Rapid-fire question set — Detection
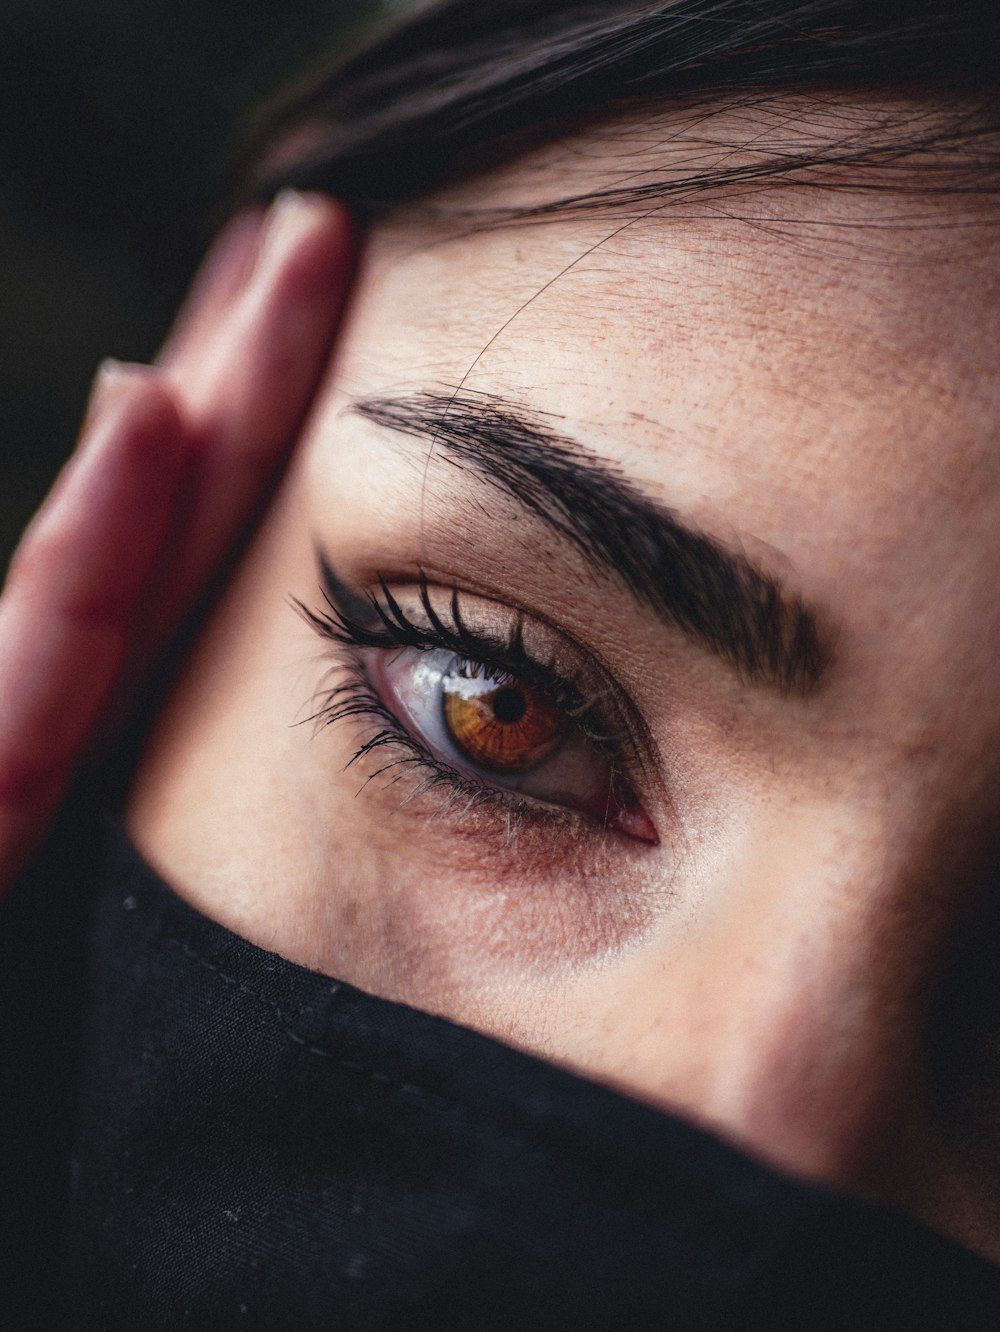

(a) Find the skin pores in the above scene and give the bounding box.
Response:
[128,106,1000,1258]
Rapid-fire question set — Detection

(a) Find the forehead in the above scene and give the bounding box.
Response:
[305,99,1000,772]
[339,101,1000,554]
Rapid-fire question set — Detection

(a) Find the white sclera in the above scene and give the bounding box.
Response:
[372,647,616,813]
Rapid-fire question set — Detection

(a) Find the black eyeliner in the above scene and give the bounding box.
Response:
[291,551,652,839]
[296,552,591,724]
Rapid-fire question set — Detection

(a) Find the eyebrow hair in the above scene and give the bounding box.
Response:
[352,391,829,693]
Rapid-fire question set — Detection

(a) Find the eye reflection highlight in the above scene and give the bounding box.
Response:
[440,661,564,772]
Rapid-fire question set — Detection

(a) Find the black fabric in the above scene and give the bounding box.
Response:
[0,803,96,1331]
[7,821,1000,1329]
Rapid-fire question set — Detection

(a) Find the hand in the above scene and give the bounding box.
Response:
[0,191,354,889]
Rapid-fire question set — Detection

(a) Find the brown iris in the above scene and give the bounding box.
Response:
[441,664,564,772]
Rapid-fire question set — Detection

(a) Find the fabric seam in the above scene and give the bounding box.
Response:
[154,928,777,1243]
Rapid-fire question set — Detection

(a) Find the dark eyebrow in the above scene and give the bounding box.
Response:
[352,391,829,693]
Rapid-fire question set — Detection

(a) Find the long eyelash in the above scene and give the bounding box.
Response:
[297,665,534,837]
[291,570,626,829]
[293,569,602,731]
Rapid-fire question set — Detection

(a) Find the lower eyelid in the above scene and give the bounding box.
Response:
[335,655,579,828]
[366,645,659,840]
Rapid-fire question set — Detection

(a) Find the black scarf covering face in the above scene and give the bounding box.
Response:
[4,819,1000,1330]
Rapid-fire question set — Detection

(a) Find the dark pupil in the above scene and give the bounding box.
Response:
[491,686,527,725]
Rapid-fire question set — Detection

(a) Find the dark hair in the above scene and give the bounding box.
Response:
[246,0,1000,221]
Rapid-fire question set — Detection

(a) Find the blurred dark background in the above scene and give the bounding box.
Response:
[0,0,412,569]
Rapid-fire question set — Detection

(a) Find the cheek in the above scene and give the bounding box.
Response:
[307,780,669,1016]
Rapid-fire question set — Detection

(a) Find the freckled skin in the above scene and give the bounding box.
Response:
[128,107,1000,1259]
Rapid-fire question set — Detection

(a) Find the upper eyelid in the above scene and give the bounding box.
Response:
[297,566,584,714]
[305,566,666,793]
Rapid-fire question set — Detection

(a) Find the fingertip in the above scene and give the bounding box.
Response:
[9,366,192,591]
[80,358,144,436]
[262,190,356,304]
[80,368,200,536]
[157,208,269,370]
[160,193,354,377]
[82,361,190,461]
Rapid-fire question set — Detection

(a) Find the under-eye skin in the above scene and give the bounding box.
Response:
[293,553,659,844]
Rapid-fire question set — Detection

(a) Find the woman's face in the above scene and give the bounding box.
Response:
[129,105,1000,1255]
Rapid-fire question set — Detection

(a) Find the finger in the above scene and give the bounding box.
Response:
[0,363,191,886]
[156,208,267,372]
[152,189,354,638]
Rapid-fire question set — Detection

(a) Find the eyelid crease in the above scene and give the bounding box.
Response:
[296,554,595,736]
[351,389,831,695]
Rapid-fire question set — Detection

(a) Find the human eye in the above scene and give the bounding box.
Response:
[294,554,658,845]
